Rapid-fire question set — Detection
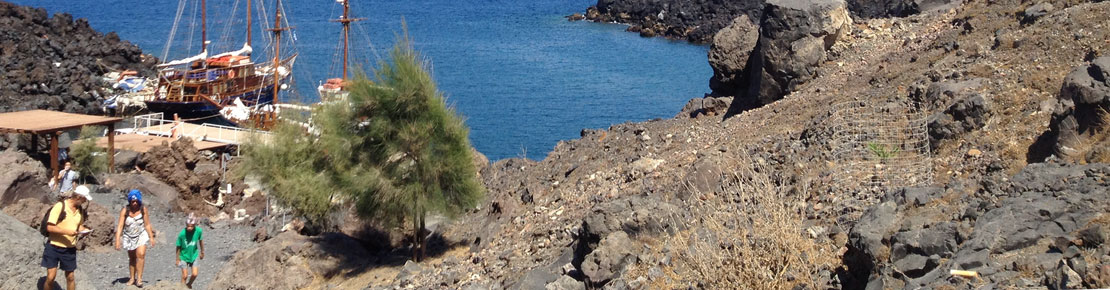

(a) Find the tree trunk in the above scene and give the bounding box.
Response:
[419,213,427,260]
[412,215,421,262]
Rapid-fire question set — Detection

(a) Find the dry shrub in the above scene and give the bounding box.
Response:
[1068,107,1110,164]
[644,158,838,289]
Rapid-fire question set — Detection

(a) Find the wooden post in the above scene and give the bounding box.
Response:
[107,124,115,174]
[49,131,59,177]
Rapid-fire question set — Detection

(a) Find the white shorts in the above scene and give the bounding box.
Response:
[178,260,198,270]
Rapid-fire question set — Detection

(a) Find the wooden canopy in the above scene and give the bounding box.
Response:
[0,110,122,134]
[0,110,122,176]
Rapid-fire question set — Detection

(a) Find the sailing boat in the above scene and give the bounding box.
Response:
[317,0,366,100]
[146,0,296,129]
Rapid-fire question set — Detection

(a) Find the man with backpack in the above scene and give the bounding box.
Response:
[41,185,92,290]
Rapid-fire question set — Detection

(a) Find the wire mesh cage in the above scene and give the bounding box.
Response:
[829,100,932,190]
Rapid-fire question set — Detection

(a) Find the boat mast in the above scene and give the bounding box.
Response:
[267,0,291,104]
[331,0,365,80]
[201,0,207,52]
[246,0,252,47]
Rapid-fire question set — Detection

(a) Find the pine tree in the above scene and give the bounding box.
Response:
[239,34,484,261]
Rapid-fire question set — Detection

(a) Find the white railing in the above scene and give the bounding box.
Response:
[128,112,268,145]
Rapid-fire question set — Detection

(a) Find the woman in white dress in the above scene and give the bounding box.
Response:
[114,189,155,287]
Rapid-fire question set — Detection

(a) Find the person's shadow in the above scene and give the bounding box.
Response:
[36,277,61,290]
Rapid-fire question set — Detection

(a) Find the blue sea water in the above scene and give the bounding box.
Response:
[10,0,710,160]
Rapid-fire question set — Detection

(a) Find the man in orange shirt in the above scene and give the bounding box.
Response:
[42,185,92,290]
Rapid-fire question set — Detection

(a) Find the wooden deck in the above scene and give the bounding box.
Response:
[95,134,229,153]
[135,123,268,144]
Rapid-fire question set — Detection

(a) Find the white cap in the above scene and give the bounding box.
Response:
[73,185,92,201]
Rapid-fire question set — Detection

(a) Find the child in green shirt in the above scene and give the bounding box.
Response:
[175,213,204,288]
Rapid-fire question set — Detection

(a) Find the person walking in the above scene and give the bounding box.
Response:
[51,161,79,196]
[176,213,204,288]
[42,185,92,290]
[114,189,155,287]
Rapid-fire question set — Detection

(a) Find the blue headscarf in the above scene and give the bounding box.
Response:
[127,189,142,205]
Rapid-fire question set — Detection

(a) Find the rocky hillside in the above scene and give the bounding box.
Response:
[9,0,1099,288]
[0,209,98,290]
[0,1,156,115]
[361,0,1107,288]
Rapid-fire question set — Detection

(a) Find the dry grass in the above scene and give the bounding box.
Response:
[1066,107,1110,164]
[631,158,839,289]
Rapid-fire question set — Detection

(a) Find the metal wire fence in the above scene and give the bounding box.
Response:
[829,100,932,190]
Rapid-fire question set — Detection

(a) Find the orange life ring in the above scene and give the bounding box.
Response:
[228,69,236,78]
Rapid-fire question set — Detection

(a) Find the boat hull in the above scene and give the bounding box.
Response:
[144,84,276,122]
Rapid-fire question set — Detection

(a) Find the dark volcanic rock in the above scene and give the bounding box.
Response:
[580,231,636,285]
[139,138,220,202]
[1042,57,1110,161]
[1021,2,1054,24]
[847,0,957,19]
[676,95,732,119]
[0,1,156,116]
[725,0,852,115]
[928,94,992,146]
[708,15,760,97]
[583,0,765,43]
[849,162,1110,289]
[0,151,51,207]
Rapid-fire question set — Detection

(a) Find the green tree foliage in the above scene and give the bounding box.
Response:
[238,34,484,260]
[70,126,108,183]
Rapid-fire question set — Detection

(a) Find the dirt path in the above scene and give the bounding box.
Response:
[78,191,257,289]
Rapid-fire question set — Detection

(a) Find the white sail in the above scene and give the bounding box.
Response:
[211,43,253,58]
[157,50,208,67]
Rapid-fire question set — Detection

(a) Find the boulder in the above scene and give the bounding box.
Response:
[676,96,733,119]
[1044,57,1110,161]
[0,212,97,289]
[1021,3,1054,24]
[76,200,116,251]
[139,138,220,200]
[581,231,636,285]
[395,260,424,287]
[928,94,992,146]
[581,195,684,250]
[725,0,852,115]
[0,151,52,207]
[111,150,141,173]
[708,15,760,97]
[849,202,901,264]
[101,173,179,212]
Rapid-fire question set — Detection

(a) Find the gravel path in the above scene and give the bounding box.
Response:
[78,191,258,289]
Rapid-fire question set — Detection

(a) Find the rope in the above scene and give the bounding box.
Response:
[162,0,189,61]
